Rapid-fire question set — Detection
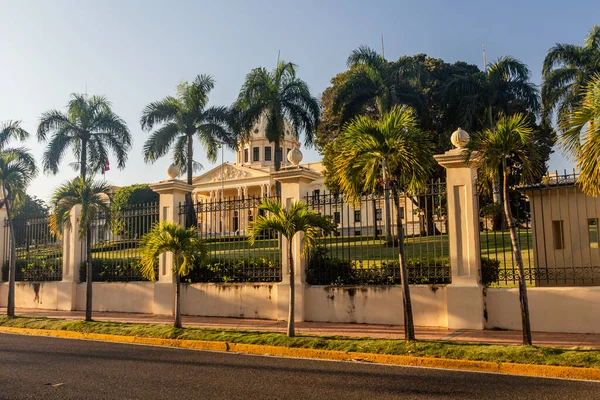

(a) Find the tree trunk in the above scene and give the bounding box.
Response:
[185,135,197,228]
[174,272,182,328]
[80,138,87,181]
[274,138,282,197]
[287,239,295,337]
[502,163,532,345]
[85,223,93,321]
[372,199,379,239]
[382,158,393,245]
[6,200,16,317]
[392,188,415,341]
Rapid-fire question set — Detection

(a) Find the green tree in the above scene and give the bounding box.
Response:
[542,25,600,123]
[465,114,544,345]
[37,94,131,180]
[559,74,600,195]
[330,106,435,341]
[110,184,159,236]
[0,121,37,317]
[234,61,320,194]
[139,221,208,328]
[50,177,111,321]
[248,198,335,337]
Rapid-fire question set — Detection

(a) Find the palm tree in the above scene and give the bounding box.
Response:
[542,25,600,123]
[37,94,131,180]
[141,75,233,226]
[139,221,207,328]
[234,61,320,194]
[465,114,543,345]
[0,121,36,317]
[330,105,435,341]
[50,177,111,321]
[248,198,334,337]
[559,74,600,195]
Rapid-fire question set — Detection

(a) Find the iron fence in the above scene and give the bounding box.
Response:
[305,180,450,285]
[2,215,62,281]
[179,195,282,283]
[480,171,600,287]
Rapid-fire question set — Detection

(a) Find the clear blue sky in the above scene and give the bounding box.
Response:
[0,0,597,201]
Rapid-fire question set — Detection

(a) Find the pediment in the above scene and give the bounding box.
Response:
[192,163,270,185]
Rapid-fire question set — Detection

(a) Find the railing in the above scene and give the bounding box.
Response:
[305,180,450,285]
[80,202,159,282]
[480,171,600,287]
[2,215,62,281]
[179,195,282,283]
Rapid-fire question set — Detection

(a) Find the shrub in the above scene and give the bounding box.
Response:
[79,258,152,282]
[481,257,501,287]
[183,257,282,283]
[2,259,62,281]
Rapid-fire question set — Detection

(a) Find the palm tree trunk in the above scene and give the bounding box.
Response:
[381,158,393,245]
[185,134,197,228]
[85,223,93,321]
[287,240,295,337]
[502,163,532,345]
[6,199,17,317]
[392,188,415,341]
[274,138,282,197]
[80,138,87,181]
[175,272,182,328]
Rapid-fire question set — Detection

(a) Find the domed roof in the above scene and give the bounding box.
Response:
[247,113,296,141]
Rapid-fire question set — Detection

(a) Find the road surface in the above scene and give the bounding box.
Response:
[0,333,597,399]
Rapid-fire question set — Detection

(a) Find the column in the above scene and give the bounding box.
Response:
[434,128,484,329]
[57,205,83,310]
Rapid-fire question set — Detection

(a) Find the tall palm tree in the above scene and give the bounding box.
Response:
[141,75,233,226]
[248,198,334,337]
[330,105,435,341]
[234,61,320,194]
[559,73,600,195]
[465,114,543,345]
[139,221,207,328]
[50,177,111,321]
[0,121,36,317]
[37,94,131,180]
[542,25,600,123]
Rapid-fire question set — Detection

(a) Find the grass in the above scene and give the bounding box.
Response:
[1,315,599,369]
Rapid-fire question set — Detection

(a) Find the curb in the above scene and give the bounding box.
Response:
[1,326,600,381]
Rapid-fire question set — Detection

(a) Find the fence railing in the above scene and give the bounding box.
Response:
[305,180,450,285]
[80,202,159,282]
[480,171,600,287]
[179,195,282,283]
[2,215,62,281]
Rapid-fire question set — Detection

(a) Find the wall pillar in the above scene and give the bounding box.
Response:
[150,179,193,315]
[434,129,484,329]
[57,205,83,310]
[273,166,322,322]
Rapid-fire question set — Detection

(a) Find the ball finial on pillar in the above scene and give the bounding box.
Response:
[166,163,180,179]
[451,128,470,149]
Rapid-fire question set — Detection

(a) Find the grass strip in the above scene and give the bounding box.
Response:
[1,315,599,369]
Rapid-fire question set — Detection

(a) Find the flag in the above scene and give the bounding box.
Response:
[104,157,110,172]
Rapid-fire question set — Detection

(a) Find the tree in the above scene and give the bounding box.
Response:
[234,61,320,194]
[110,184,159,236]
[0,121,37,317]
[37,93,131,180]
[247,198,334,337]
[50,177,111,321]
[141,75,233,226]
[559,73,600,195]
[542,25,600,124]
[139,221,208,328]
[330,106,435,341]
[465,114,544,345]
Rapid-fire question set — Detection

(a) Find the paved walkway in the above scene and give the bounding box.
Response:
[2,307,600,349]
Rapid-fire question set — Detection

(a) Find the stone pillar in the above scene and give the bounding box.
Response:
[57,205,83,310]
[434,128,484,329]
[150,178,193,315]
[272,166,322,322]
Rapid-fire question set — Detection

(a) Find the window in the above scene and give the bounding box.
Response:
[589,218,599,248]
[244,148,249,163]
[354,210,361,223]
[399,207,404,220]
[312,189,320,200]
[264,146,272,161]
[334,211,341,224]
[376,208,383,221]
[354,230,361,236]
[253,147,260,162]
[552,220,564,250]
[275,147,282,163]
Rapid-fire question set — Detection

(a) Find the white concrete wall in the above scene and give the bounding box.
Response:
[0,282,59,310]
[180,283,278,320]
[485,287,600,333]
[75,282,155,313]
[305,285,448,327]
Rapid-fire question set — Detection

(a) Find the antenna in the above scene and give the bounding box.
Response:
[381,33,385,59]
[482,44,487,72]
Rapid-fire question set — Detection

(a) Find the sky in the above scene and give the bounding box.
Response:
[0,0,598,202]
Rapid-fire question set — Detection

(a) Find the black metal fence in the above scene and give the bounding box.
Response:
[81,202,159,282]
[2,215,62,281]
[179,195,282,283]
[305,180,450,285]
[480,171,600,287]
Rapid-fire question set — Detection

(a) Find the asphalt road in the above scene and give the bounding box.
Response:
[0,333,598,399]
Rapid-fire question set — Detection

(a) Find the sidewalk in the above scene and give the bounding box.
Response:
[2,307,600,349]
